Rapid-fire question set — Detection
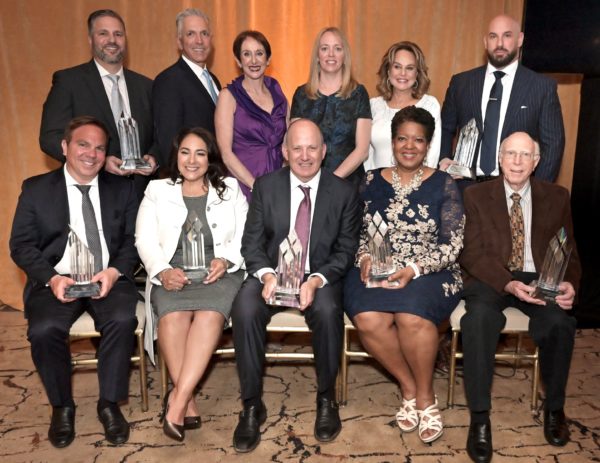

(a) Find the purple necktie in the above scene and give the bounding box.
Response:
[294,186,311,274]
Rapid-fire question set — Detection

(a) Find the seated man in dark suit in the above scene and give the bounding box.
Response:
[10,116,140,448]
[40,9,157,198]
[230,119,360,453]
[152,8,221,167]
[460,132,581,463]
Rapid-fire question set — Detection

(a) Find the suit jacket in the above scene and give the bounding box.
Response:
[440,64,565,182]
[9,168,140,311]
[460,176,581,295]
[242,167,361,286]
[40,60,156,161]
[152,57,222,166]
[135,176,248,360]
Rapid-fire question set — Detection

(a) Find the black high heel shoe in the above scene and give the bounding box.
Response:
[183,416,202,430]
[160,390,185,442]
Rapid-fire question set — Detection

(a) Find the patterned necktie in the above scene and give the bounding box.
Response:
[107,74,124,124]
[202,68,218,104]
[75,185,103,273]
[480,70,505,175]
[294,186,311,274]
[508,192,524,271]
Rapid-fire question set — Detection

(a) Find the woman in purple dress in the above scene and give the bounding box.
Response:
[215,30,288,200]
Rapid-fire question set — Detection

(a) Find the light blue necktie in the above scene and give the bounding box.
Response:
[202,68,218,104]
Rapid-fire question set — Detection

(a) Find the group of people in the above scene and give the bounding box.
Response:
[9,7,580,463]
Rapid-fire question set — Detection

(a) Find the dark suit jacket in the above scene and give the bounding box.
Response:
[242,167,360,286]
[9,168,139,309]
[440,64,565,182]
[40,60,156,162]
[460,176,581,295]
[152,57,222,166]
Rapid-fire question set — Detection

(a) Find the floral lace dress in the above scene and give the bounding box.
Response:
[343,169,465,325]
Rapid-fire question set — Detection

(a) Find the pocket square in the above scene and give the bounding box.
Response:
[520,105,528,109]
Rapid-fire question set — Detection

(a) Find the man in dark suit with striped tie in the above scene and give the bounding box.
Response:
[440,14,565,183]
[11,116,140,448]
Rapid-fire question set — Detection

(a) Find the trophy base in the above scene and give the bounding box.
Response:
[184,268,208,281]
[120,159,152,170]
[530,280,562,303]
[65,282,100,298]
[267,291,301,308]
[366,270,399,288]
[446,164,475,179]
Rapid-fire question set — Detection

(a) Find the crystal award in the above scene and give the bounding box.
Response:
[181,211,208,280]
[118,117,151,170]
[64,227,100,298]
[447,118,478,179]
[267,231,303,308]
[366,212,398,288]
[531,227,572,303]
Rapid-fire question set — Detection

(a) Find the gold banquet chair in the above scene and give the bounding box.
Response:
[338,313,371,405]
[447,300,540,411]
[159,308,317,399]
[69,300,149,411]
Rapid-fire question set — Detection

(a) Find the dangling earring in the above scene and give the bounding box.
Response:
[412,80,418,89]
[390,154,397,167]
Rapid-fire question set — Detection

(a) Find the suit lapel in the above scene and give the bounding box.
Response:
[310,171,331,257]
[177,57,216,109]
[502,65,527,139]
[98,172,113,252]
[472,66,486,130]
[53,169,70,231]
[530,178,549,268]
[83,60,118,134]
[123,69,140,122]
[488,178,512,262]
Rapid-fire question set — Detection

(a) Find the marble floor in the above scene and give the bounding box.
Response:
[0,303,598,463]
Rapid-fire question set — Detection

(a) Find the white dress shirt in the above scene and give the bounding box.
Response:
[478,60,519,176]
[55,166,110,274]
[94,60,132,118]
[503,179,535,272]
[181,55,220,99]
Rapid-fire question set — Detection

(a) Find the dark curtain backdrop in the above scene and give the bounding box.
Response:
[0,0,582,308]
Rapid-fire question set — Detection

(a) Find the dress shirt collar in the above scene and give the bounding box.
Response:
[182,54,208,75]
[94,59,124,78]
[290,170,321,191]
[503,177,531,202]
[486,59,518,79]
[63,164,99,189]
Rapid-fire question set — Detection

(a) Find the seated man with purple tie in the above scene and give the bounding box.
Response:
[10,116,139,448]
[459,132,581,463]
[230,119,360,453]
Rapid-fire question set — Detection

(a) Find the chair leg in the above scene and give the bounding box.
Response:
[340,325,350,405]
[531,347,540,411]
[159,347,168,400]
[515,333,523,369]
[447,330,459,408]
[136,332,149,412]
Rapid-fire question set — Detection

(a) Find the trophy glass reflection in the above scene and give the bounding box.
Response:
[447,118,479,179]
[64,227,100,298]
[366,212,398,288]
[267,231,303,308]
[181,211,208,281]
[531,227,572,302]
[118,117,152,170]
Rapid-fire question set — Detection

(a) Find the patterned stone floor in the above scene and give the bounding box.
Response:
[0,304,598,462]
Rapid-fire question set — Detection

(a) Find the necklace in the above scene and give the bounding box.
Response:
[391,167,423,199]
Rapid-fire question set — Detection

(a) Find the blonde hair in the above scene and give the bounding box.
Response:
[376,41,430,100]
[305,27,357,100]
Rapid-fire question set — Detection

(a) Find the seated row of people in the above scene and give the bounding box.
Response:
[11,112,579,463]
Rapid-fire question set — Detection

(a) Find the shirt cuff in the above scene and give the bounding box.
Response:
[255,267,276,282]
[406,262,421,279]
[308,273,328,287]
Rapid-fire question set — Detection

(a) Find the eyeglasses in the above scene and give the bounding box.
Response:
[499,150,538,160]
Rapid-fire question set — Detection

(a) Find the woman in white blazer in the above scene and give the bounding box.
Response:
[136,127,248,441]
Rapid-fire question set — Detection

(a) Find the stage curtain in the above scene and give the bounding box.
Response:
[0,0,581,308]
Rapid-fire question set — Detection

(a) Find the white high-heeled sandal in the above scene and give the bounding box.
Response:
[395,397,419,432]
[418,400,444,443]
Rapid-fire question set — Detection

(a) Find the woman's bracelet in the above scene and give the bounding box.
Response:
[357,253,371,266]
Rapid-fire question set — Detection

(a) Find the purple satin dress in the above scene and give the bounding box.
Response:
[228,75,288,199]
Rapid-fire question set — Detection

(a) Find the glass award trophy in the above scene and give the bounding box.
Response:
[64,227,100,298]
[366,212,398,288]
[447,118,478,179]
[531,227,572,302]
[181,211,208,281]
[267,231,303,308]
[118,117,152,170]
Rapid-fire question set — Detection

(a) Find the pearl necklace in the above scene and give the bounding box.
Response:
[391,167,423,199]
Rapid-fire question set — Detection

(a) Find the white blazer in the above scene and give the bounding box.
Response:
[135,176,248,361]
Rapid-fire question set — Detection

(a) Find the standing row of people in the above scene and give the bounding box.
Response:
[13,7,577,463]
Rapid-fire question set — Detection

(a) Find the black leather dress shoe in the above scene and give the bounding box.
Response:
[98,403,130,444]
[233,402,267,453]
[48,406,75,448]
[544,409,570,446]
[466,421,493,463]
[314,398,341,442]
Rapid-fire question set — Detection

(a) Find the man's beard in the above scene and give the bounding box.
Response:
[94,44,125,65]
[487,47,518,68]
